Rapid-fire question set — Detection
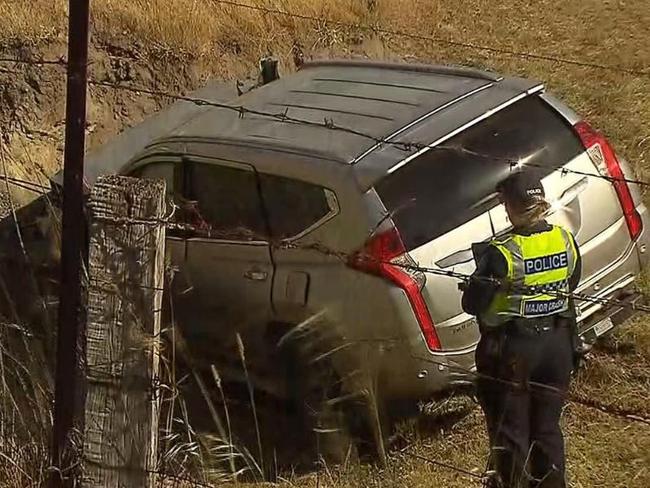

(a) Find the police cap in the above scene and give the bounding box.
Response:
[496,171,546,207]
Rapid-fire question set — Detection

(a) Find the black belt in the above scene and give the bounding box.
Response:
[506,316,565,335]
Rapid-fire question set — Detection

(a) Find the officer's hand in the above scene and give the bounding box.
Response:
[572,339,592,374]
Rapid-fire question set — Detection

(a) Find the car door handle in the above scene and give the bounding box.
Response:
[435,248,474,269]
[557,177,589,206]
[244,268,269,281]
[544,177,588,219]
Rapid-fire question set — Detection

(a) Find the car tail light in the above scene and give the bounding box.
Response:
[348,228,441,351]
[574,120,643,241]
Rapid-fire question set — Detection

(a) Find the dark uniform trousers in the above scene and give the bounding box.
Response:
[476,317,573,488]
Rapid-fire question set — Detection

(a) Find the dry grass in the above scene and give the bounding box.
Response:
[233,320,650,488]
[0,322,52,488]
[1,0,650,487]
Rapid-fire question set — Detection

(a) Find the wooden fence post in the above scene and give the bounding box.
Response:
[82,175,166,488]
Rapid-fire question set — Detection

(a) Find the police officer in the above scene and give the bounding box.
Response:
[461,171,582,488]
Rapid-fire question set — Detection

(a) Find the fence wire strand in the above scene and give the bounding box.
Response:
[84,207,650,427]
[31,197,650,319]
[87,78,650,190]
[2,59,650,190]
[0,57,66,67]
[1,1,650,78]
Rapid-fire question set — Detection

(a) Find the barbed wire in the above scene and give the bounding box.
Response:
[61,214,650,429]
[409,352,650,426]
[213,0,650,78]
[86,79,424,152]
[399,261,650,314]
[2,4,649,80]
[455,146,650,189]
[0,13,647,486]
[2,1,649,81]
[73,201,650,318]
[65,241,650,425]
[276,237,650,316]
[85,78,650,190]
[3,169,648,321]
[2,57,650,190]
[89,208,650,427]
[568,394,650,425]
[400,448,485,481]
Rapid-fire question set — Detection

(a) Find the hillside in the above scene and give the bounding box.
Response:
[0,1,649,487]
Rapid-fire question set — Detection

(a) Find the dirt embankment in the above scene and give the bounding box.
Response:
[0,0,394,209]
[0,43,230,208]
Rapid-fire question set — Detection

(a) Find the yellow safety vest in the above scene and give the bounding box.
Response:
[481,225,578,328]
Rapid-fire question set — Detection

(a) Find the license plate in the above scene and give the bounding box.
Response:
[593,317,615,337]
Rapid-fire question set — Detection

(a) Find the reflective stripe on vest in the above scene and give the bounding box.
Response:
[481,225,577,327]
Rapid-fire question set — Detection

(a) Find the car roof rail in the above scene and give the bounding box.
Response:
[299,58,504,82]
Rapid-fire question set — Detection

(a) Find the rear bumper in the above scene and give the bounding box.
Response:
[379,204,650,402]
[382,288,646,401]
[579,288,646,345]
[576,202,649,328]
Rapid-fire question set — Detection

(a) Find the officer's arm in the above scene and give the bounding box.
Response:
[566,232,586,370]
[461,247,508,316]
[568,233,582,292]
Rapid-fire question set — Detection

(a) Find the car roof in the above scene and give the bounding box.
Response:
[170,60,498,161]
[165,60,542,187]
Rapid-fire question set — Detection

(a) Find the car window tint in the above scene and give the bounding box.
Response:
[259,174,332,240]
[376,95,584,251]
[186,162,268,241]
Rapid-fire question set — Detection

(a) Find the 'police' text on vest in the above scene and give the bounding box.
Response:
[524,252,568,275]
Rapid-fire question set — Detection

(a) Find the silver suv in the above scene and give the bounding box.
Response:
[57,59,650,451]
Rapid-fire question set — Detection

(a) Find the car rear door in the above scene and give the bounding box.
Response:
[178,158,275,339]
[257,172,340,318]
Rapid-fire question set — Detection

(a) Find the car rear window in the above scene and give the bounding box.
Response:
[375,95,584,251]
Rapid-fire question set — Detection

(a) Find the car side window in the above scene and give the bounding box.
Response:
[259,173,335,240]
[185,162,268,241]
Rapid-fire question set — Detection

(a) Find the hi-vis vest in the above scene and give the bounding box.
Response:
[481,225,578,328]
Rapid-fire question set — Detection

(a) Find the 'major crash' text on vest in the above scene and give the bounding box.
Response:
[523,298,567,316]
